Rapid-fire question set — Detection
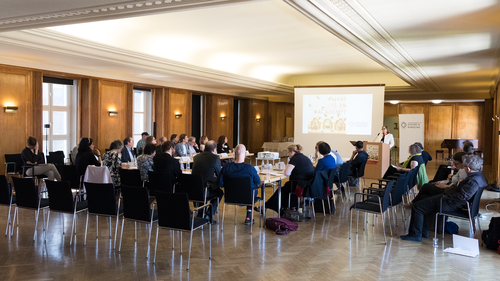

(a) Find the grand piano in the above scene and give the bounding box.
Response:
[441,139,478,159]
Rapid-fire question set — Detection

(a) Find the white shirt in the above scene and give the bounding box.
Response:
[376,133,394,148]
[451,168,467,185]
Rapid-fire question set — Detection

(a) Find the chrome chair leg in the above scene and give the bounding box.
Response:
[84,211,89,246]
[119,217,125,252]
[153,226,159,264]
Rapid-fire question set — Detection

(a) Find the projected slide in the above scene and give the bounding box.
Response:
[303,94,373,135]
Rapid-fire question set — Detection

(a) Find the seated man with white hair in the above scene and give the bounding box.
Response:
[219,144,261,225]
[401,154,487,242]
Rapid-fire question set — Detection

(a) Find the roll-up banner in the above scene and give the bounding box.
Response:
[398,114,425,161]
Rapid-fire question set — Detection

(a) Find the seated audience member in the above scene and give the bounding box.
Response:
[21,136,61,181]
[199,135,209,152]
[136,132,149,154]
[145,135,156,146]
[75,137,101,176]
[415,142,432,165]
[266,144,314,215]
[102,140,123,187]
[463,141,475,154]
[349,141,368,177]
[192,140,224,222]
[217,135,230,154]
[71,136,86,164]
[137,144,156,182]
[156,136,167,155]
[153,141,182,187]
[174,134,190,157]
[121,136,135,163]
[315,142,336,172]
[170,134,178,145]
[219,144,261,225]
[413,152,467,203]
[187,136,201,154]
[383,143,423,179]
[401,154,487,242]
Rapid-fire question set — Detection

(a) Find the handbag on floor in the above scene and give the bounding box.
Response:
[282,208,304,221]
[266,218,298,235]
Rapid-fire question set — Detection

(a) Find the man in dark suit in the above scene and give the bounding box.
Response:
[121,136,135,163]
[153,141,182,186]
[192,140,223,221]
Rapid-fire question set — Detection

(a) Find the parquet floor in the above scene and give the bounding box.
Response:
[1,159,499,281]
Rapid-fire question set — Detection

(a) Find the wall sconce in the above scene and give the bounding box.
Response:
[109,111,118,117]
[4,106,18,113]
[175,113,182,119]
[220,114,226,121]
[256,116,261,122]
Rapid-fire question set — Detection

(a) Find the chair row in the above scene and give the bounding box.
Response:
[0,175,211,271]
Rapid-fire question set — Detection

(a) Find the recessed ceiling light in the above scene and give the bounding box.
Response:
[431,100,443,104]
[389,101,399,104]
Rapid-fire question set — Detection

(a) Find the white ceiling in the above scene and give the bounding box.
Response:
[0,0,498,101]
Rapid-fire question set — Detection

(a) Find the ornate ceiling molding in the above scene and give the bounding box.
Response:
[0,0,254,32]
[0,29,293,96]
[284,0,440,92]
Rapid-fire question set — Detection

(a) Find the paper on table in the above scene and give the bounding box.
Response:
[443,234,479,257]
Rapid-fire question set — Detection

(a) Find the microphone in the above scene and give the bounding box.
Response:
[373,133,380,142]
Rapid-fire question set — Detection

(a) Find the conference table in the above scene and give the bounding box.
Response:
[441,139,478,159]
[176,153,254,164]
[182,168,288,225]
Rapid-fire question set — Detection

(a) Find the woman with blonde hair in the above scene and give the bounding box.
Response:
[265,144,314,215]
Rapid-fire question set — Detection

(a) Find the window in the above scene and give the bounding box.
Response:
[133,89,152,146]
[42,81,77,160]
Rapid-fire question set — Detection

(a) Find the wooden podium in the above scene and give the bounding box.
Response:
[363,142,390,179]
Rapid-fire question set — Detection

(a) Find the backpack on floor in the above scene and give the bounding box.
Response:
[482,217,500,250]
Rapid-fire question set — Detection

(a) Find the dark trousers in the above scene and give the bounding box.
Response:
[197,187,224,220]
[412,183,445,203]
[266,181,298,215]
[383,166,400,179]
[408,194,460,237]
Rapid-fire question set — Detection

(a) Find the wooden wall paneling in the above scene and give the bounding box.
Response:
[31,71,43,144]
[454,103,484,149]
[285,103,294,138]
[243,99,268,153]
[399,104,425,115]
[167,88,192,137]
[98,80,127,151]
[205,94,233,144]
[483,99,493,166]
[0,66,32,175]
[384,104,398,117]
[239,100,249,149]
[152,88,166,138]
[126,84,133,138]
[79,78,91,138]
[426,105,453,156]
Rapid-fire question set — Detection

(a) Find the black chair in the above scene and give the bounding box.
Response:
[57,164,80,191]
[118,185,158,259]
[5,154,24,177]
[349,181,393,244]
[153,191,211,270]
[336,161,351,201]
[45,180,88,245]
[48,151,65,167]
[368,173,409,232]
[434,185,486,241]
[119,168,143,187]
[0,175,16,236]
[83,182,123,249]
[176,174,220,223]
[221,176,262,233]
[349,158,367,190]
[147,171,173,196]
[11,177,50,241]
[21,152,48,187]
